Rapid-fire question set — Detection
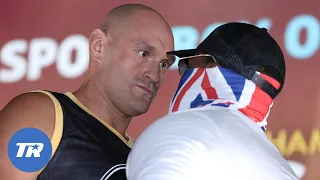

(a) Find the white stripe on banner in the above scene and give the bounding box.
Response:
[169,69,198,113]
[178,72,205,110]
[238,79,255,107]
[210,68,236,101]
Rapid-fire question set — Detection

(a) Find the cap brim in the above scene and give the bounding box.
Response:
[166,49,197,58]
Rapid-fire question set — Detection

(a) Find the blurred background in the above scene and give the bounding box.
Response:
[1,0,319,179]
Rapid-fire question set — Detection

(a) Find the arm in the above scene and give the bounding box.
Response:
[0,92,56,180]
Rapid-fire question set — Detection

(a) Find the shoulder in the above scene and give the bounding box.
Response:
[0,90,59,139]
[0,90,62,179]
[6,90,55,107]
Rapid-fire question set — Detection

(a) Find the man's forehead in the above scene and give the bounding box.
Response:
[134,36,173,52]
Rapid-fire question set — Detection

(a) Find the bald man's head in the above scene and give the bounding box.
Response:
[100,4,169,35]
[87,4,175,117]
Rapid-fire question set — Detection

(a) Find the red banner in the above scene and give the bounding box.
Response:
[1,0,319,179]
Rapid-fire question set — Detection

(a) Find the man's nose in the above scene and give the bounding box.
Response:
[143,64,160,84]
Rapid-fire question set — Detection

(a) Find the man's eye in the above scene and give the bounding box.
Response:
[160,61,169,69]
[138,51,148,57]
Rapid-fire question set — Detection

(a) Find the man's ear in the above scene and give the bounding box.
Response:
[89,29,105,64]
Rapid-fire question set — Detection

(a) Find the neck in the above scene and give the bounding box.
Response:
[169,67,280,131]
[73,78,131,137]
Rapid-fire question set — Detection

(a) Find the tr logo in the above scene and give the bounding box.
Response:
[16,143,44,158]
[8,128,52,172]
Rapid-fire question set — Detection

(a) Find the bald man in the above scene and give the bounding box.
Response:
[0,4,175,180]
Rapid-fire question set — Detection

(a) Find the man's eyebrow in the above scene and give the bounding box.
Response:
[137,41,175,62]
[137,41,156,52]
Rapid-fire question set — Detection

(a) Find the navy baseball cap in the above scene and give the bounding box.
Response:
[167,22,286,99]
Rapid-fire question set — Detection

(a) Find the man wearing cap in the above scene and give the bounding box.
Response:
[126,22,298,180]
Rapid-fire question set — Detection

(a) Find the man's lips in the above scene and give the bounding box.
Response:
[137,85,154,95]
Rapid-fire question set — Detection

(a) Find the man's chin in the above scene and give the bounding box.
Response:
[135,104,151,115]
[131,100,152,116]
[128,94,154,116]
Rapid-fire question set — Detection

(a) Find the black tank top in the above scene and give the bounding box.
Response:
[36,91,134,180]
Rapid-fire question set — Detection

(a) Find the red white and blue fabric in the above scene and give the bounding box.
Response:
[168,67,280,131]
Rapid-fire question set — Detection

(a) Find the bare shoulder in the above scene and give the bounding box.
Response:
[0,91,56,138]
[0,91,57,179]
